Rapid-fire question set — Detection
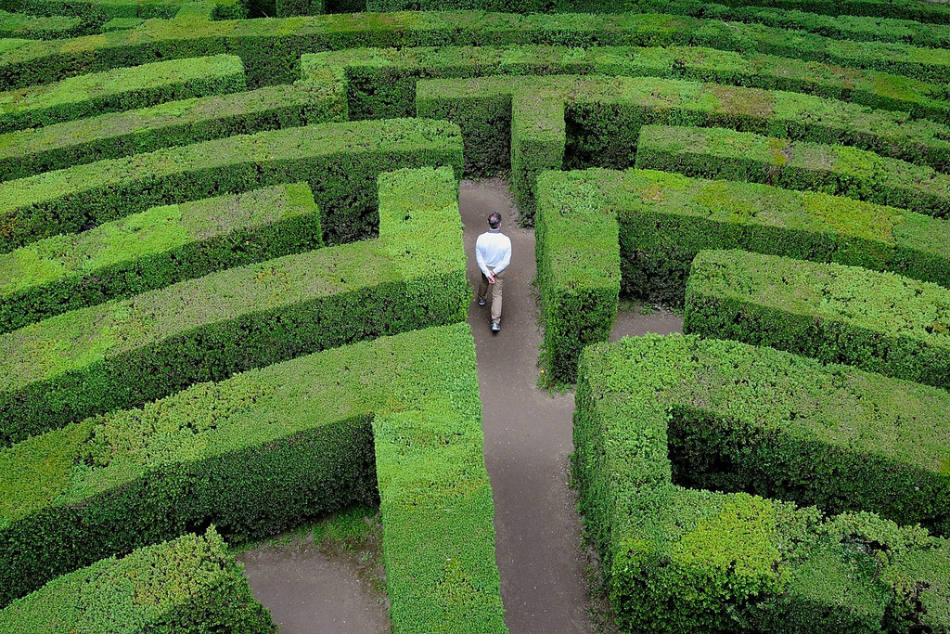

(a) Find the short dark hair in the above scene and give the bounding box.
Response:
[488,212,502,229]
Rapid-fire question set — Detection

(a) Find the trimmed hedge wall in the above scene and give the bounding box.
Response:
[684,250,950,390]
[304,45,949,124]
[574,334,950,632]
[0,183,324,333]
[0,323,507,633]
[535,168,950,382]
[0,9,84,39]
[0,166,466,446]
[0,117,462,250]
[635,125,950,218]
[0,54,246,133]
[0,528,273,633]
[0,81,347,182]
[4,0,246,25]
[417,75,950,218]
[2,11,947,91]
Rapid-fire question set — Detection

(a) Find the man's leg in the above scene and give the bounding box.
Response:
[491,271,504,325]
[477,273,489,304]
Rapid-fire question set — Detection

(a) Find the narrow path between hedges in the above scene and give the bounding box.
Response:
[460,179,682,634]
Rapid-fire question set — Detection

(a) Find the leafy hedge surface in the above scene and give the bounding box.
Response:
[304,45,949,123]
[684,250,950,390]
[635,125,950,219]
[0,117,462,250]
[417,75,950,216]
[0,183,323,334]
[0,166,466,446]
[0,81,347,182]
[5,0,245,25]
[0,10,84,39]
[0,528,273,634]
[3,12,948,91]
[0,324,507,633]
[574,334,950,633]
[0,54,246,134]
[535,168,950,382]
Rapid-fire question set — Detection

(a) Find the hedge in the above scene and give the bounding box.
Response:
[417,75,950,217]
[684,250,950,391]
[0,528,273,634]
[100,15,144,31]
[304,45,950,123]
[574,334,950,632]
[3,0,246,25]
[0,183,324,334]
[0,117,462,250]
[0,322,507,633]
[535,168,950,382]
[635,125,950,218]
[0,54,246,134]
[0,166,466,446]
[0,9,84,39]
[0,81,347,182]
[2,11,947,91]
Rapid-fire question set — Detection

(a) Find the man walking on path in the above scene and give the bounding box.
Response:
[476,212,512,334]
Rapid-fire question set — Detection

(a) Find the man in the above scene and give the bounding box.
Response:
[475,212,512,334]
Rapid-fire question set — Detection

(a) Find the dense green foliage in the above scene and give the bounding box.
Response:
[418,75,950,216]
[635,125,950,218]
[2,11,947,90]
[0,166,466,445]
[684,250,950,390]
[0,183,323,333]
[0,81,347,182]
[535,168,949,381]
[0,324,506,632]
[574,334,950,632]
[304,45,948,122]
[0,9,83,39]
[0,528,273,633]
[0,54,246,133]
[4,0,245,25]
[0,117,462,249]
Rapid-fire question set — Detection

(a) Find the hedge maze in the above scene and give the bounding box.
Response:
[1,0,947,631]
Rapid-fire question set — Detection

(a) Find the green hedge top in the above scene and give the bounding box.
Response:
[635,124,950,218]
[0,528,272,634]
[0,54,245,133]
[304,44,950,122]
[2,11,947,90]
[0,10,84,39]
[6,0,245,24]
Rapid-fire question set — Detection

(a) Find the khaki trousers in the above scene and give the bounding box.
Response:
[477,269,505,324]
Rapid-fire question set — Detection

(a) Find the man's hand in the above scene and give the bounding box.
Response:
[487,272,496,284]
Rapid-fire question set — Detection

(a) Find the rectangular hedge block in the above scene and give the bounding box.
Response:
[3,11,947,91]
[0,117,463,250]
[635,125,950,219]
[0,10,84,40]
[417,75,950,217]
[574,334,950,632]
[304,45,949,123]
[684,249,950,390]
[0,528,273,634]
[0,166,466,446]
[0,54,246,133]
[535,168,950,382]
[0,183,323,333]
[0,81,347,182]
[0,323,507,633]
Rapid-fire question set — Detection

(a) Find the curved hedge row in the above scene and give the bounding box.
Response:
[574,334,950,632]
[634,125,950,218]
[0,9,84,39]
[0,528,273,633]
[535,168,950,382]
[0,166,466,446]
[2,11,946,90]
[0,183,323,333]
[0,117,462,250]
[0,54,246,133]
[0,81,347,182]
[683,249,950,390]
[417,75,950,216]
[304,45,949,123]
[5,0,246,25]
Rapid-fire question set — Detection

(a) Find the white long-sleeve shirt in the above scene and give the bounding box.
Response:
[475,230,512,276]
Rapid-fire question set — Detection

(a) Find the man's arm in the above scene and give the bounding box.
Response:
[475,235,491,277]
[492,236,512,274]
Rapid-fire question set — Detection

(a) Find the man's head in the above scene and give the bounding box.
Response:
[488,212,502,229]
